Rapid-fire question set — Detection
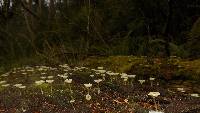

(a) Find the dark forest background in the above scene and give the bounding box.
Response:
[0,0,200,67]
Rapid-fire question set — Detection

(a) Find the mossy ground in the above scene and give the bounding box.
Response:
[0,56,199,113]
[82,56,200,80]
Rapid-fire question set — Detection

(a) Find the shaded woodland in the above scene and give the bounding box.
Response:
[0,1,200,113]
[0,0,199,68]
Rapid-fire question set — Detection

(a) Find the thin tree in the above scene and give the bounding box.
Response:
[163,0,173,57]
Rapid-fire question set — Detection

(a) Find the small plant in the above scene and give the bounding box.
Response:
[138,79,146,85]
[35,80,45,94]
[46,79,54,95]
[190,93,199,98]
[149,77,155,87]
[148,92,160,111]
[84,83,92,101]
[121,73,128,85]
[94,79,102,94]
[64,79,74,100]
[128,74,136,86]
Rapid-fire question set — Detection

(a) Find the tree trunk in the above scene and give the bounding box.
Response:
[164,0,173,57]
[49,0,55,19]
[37,0,42,16]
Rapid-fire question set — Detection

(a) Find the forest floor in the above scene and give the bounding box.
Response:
[0,56,199,113]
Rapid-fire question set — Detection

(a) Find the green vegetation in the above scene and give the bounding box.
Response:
[0,63,199,112]
[82,56,200,81]
[0,0,200,112]
[0,0,200,69]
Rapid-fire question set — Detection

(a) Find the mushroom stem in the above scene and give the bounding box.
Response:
[153,97,158,111]
[151,81,153,87]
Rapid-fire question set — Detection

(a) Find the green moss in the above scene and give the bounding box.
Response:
[82,56,144,73]
[0,86,6,92]
[33,83,52,95]
[82,56,200,81]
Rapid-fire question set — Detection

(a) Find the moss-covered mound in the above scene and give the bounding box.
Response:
[82,56,200,81]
